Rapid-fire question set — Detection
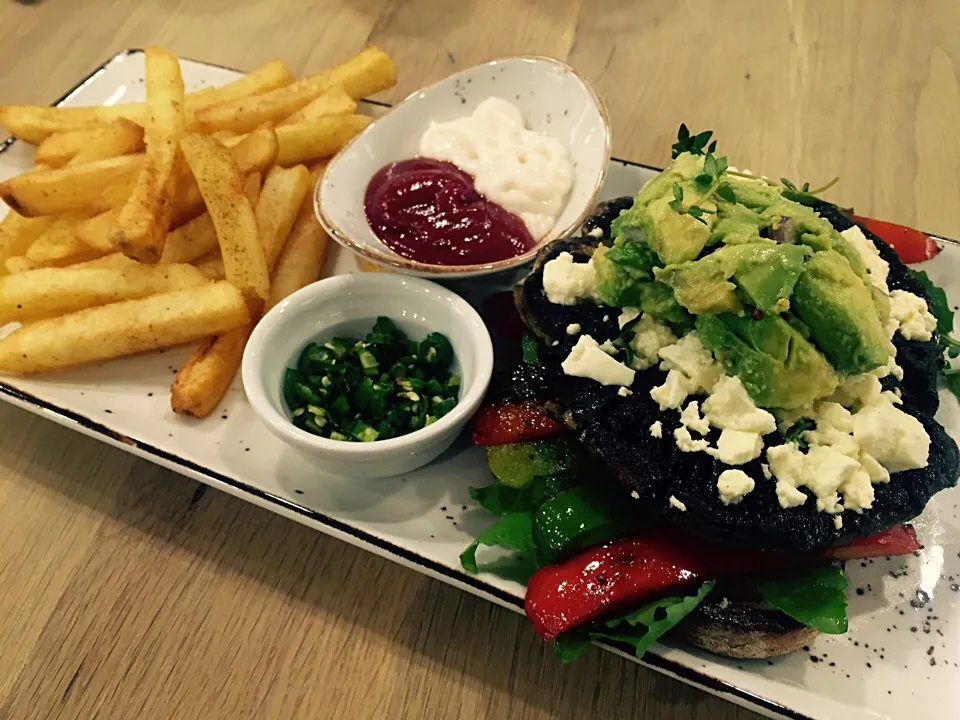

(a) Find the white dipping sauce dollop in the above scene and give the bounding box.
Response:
[419,97,574,240]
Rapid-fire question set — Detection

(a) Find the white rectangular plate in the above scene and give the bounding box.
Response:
[3,50,959,720]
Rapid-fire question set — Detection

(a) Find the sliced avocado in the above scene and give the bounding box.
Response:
[642,194,713,265]
[723,175,783,210]
[697,313,840,409]
[791,250,890,374]
[733,244,807,313]
[710,208,770,246]
[635,281,694,330]
[634,152,704,208]
[593,240,658,307]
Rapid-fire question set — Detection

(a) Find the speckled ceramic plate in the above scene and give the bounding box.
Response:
[2,50,959,720]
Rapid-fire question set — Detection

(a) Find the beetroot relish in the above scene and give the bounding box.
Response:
[363,158,536,266]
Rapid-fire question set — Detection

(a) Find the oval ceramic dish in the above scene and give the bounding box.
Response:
[316,56,611,279]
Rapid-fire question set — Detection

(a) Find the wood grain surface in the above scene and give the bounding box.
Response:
[0,2,958,719]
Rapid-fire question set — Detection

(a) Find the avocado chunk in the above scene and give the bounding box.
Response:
[791,250,890,374]
[593,240,657,306]
[655,243,806,315]
[697,312,840,409]
[710,208,769,246]
[643,194,713,265]
[723,175,783,210]
[486,438,587,489]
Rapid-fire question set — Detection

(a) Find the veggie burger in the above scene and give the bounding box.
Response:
[462,127,960,661]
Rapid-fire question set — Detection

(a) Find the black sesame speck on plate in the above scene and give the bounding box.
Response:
[866,662,872,668]
[930,657,937,666]
[809,655,819,663]
[803,645,810,651]
[856,587,865,596]
[104,409,112,414]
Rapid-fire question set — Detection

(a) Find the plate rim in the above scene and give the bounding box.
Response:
[5,47,926,720]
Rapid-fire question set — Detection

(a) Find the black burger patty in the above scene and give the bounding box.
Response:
[515,200,960,552]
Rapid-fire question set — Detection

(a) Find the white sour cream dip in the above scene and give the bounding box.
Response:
[419,97,573,239]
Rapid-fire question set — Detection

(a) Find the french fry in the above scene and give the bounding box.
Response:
[70,252,138,270]
[160,172,261,264]
[6,249,103,274]
[25,215,91,263]
[171,124,278,227]
[170,325,254,417]
[69,118,144,165]
[0,59,293,143]
[266,162,330,309]
[179,134,269,304]
[281,86,357,125]
[275,114,371,166]
[112,47,185,263]
[193,251,224,280]
[35,127,106,168]
[76,207,121,252]
[87,179,137,215]
[0,212,55,270]
[0,262,208,323]
[257,164,312,270]
[0,154,144,217]
[172,164,329,418]
[0,281,250,375]
[193,47,396,134]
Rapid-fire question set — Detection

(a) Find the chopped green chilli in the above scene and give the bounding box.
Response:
[283,317,460,442]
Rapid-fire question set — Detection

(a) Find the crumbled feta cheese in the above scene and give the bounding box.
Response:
[618,386,633,397]
[853,400,930,472]
[649,420,663,438]
[761,463,772,480]
[617,307,641,329]
[674,426,709,453]
[658,332,721,392]
[708,429,764,465]
[702,375,777,435]
[551,340,559,347]
[888,290,937,341]
[679,401,710,435]
[873,352,904,381]
[828,373,884,409]
[767,444,809,508]
[628,313,678,370]
[562,335,635,387]
[566,323,581,335]
[599,339,617,355]
[719,597,730,610]
[669,495,687,512]
[717,469,755,505]
[542,252,600,305]
[842,225,889,292]
[587,227,604,238]
[834,515,843,530]
[860,452,890,483]
[603,314,610,322]
[651,369,696,410]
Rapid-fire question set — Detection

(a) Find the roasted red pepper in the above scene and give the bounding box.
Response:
[472,401,565,446]
[825,524,920,561]
[525,525,921,641]
[853,216,940,264]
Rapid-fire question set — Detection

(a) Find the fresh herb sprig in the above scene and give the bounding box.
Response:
[671,124,716,159]
[778,176,841,206]
[667,152,737,225]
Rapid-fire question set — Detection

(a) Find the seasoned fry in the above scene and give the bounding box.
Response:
[35,127,106,168]
[281,86,357,125]
[193,47,396,134]
[171,124,278,227]
[0,212,55,270]
[0,281,250,375]
[180,134,269,304]
[257,164,312,270]
[25,215,90,263]
[193,251,225,280]
[6,249,103,274]
[0,262,208,324]
[0,60,293,143]
[76,208,121,252]
[69,118,144,165]
[112,47,185,263]
[160,172,261,264]
[0,154,144,217]
[70,252,139,270]
[267,162,330,309]
[173,163,329,418]
[275,114,371,166]
[170,325,254,417]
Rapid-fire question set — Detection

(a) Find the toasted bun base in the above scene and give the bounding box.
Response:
[672,591,819,659]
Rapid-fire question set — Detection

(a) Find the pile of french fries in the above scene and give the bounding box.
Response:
[0,46,396,417]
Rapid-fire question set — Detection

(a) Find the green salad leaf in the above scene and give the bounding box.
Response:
[911,269,960,399]
[553,581,716,662]
[468,475,567,517]
[460,511,536,574]
[521,332,539,364]
[533,485,633,563]
[756,564,848,634]
[782,418,815,449]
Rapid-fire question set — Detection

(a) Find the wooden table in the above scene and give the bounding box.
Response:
[1,2,957,718]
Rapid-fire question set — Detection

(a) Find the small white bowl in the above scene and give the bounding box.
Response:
[316,55,611,279]
[241,274,493,479]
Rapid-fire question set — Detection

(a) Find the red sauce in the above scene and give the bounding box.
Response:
[364,158,535,266]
